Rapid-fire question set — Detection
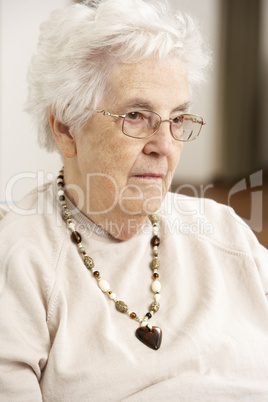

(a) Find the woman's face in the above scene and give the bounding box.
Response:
[71,56,190,221]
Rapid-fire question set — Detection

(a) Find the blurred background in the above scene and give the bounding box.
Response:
[0,0,267,246]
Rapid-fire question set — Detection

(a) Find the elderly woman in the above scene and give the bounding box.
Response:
[0,0,268,401]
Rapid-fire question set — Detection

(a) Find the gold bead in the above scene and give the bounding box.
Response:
[84,255,94,269]
[150,301,160,313]
[62,209,72,221]
[115,300,128,313]
[151,257,160,270]
[149,214,158,224]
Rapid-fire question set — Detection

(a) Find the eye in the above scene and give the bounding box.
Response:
[172,115,184,125]
[125,111,144,120]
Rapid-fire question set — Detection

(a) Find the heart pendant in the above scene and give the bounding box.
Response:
[136,326,162,350]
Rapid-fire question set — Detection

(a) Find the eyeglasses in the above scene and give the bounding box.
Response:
[92,109,205,141]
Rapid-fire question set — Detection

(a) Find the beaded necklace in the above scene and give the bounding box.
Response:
[57,168,162,350]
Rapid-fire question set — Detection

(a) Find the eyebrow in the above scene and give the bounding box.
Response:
[121,100,155,111]
[172,101,192,113]
[119,99,192,113]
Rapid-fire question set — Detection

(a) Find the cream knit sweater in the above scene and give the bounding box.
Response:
[0,182,268,401]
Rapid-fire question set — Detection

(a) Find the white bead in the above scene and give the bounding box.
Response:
[58,190,64,196]
[68,223,75,231]
[109,292,117,300]
[98,279,110,292]
[154,293,161,302]
[78,244,86,253]
[153,227,159,235]
[152,280,161,293]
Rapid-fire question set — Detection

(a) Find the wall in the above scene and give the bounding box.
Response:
[0,0,70,204]
[259,0,268,170]
[169,0,222,185]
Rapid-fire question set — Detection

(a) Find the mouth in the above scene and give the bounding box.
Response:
[133,173,165,180]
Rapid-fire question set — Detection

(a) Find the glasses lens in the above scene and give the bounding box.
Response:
[171,114,203,141]
[122,111,161,138]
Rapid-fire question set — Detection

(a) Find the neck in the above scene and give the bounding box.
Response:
[67,189,148,240]
[64,180,148,241]
[95,214,148,240]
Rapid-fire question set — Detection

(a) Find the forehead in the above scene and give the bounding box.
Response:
[103,56,190,112]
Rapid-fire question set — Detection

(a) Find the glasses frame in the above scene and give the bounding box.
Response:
[92,109,206,142]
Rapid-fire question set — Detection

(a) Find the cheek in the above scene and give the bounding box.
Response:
[171,143,183,167]
[80,129,143,182]
[107,140,144,181]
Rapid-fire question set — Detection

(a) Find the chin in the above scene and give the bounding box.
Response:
[117,196,163,216]
[119,185,166,216]
[140,193,164,215]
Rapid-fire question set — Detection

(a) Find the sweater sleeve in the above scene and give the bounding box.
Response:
[209,202,268,300]
[256,244,268,301]
[241,226,268,300]
[220,205,268,298]
[0,237,53,401]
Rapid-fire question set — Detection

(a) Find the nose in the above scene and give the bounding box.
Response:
[143,120,177,157]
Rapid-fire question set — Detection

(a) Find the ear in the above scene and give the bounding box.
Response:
[49,110,77,158]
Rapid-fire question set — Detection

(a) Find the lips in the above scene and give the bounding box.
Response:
[129,162,169,180]
[133,173,166,180]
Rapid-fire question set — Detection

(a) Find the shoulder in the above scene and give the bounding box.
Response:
[0,181,67,275]
[161,192,261,251]
[162,192,267,271]
[160,192,268,296]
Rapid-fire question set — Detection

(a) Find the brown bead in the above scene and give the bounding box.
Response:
[84,256,94,269]
[153,272,159,279]
[115,300,128,313]
[151,235,160,247]
[130,312,137,319]
[93,271,100,278]
[151,257,160,270]
[71,231,82,244]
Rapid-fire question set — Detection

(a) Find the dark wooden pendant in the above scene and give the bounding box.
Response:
[136,326,162,350]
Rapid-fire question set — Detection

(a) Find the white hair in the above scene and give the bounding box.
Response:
[25,0,211,152]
